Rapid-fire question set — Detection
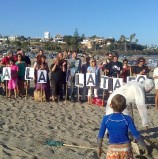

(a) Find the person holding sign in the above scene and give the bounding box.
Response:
[15,54,26,97]
[98,94,148,159]
[35,55,51,101]
[121,59,131,83]
[67,51,81,102]
[81,56,90,102]
[104,52,123,78]
[8,57,19,98]
[87,59,100,104]
[132,57,150,77]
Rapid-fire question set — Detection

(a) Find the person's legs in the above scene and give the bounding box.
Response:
[87,88,92,104]
[82,85,88,102]
[94,88,98,97]
[51,80,57,102]
[13,79,17,98]
[70,77,76,101]
[18,77,24,96]
[8,80,12,97]
[155,89,158,110]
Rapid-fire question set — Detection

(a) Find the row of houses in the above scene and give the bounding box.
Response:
[0,33,115,49]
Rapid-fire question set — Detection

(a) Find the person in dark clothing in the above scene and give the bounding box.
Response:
[35,55,51,101]
[105,53,123,78]
[132,57,150,77]
[57,52,67,100]
[17,48,31,66]
[121,59,131,83]
[50,58,66,102]
[81,56,90,102]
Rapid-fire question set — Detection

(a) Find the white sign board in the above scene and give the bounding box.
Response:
[75,73,84,87]
[25,67,34,80]
[86,73,96,86]
[100,75,109,89]
[2,67,11,80]
[37,70,47,83]
[136,75,147,84]
[113,78,123,91]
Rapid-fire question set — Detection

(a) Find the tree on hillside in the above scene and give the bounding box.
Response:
[130,33,136,50]
[119,35,127,51]
[71,28,81,50]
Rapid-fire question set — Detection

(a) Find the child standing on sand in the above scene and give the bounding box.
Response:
[97,94,148,159]
[8,57,19,98]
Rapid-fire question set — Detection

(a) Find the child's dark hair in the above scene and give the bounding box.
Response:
[111,94,127,112]
[9,57,15,63]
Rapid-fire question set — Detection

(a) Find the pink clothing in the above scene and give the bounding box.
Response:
[8,65,18,89]
[10,65,19,79]
[8,79,17,90]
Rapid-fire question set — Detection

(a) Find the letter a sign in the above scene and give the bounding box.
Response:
[37,70,47,83]
[86,73,95,86]
[3,67,11,80]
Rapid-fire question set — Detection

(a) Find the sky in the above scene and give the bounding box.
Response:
[0,0,158,45]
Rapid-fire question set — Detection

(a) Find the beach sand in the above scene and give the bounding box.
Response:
[0,90,158,159]
[0,58,158,159]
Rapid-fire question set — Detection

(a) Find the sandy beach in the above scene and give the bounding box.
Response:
[0,59,158,159]
[0,88,158,159]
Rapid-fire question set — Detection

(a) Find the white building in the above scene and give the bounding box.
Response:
[44,32,50,39]
[8,36,17,41]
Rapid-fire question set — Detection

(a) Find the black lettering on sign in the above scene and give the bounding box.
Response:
[108,78,113,92]
[38,71,47,83]
[3,68,11,79]
[75,74,83,87]
[26,68,32,80]
[113,79,121,90]
[86,74,95,86]
[137,76,146,84]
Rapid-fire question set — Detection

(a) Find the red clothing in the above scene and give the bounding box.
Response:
[122,66,131,83]
[10,65,19,79]
[1,56,10,65]
[1,55,18,66]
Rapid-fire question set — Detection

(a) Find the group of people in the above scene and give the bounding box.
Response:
[0,48,156,158]
[0,49,154,104]
[0,49,31,98]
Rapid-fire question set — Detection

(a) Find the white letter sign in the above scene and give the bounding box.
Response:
[37,70,47,83]
[86,73,95,86]
[113,78,123,91]
[100,75,109,89]
[2,67,11,80]
[25,67,34,80]
[75,73,84,87]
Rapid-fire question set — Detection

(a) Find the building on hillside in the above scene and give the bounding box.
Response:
[44,32,50,39]
[8,36,17,41]
[53,34,65,43]
[81,38,92,49]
